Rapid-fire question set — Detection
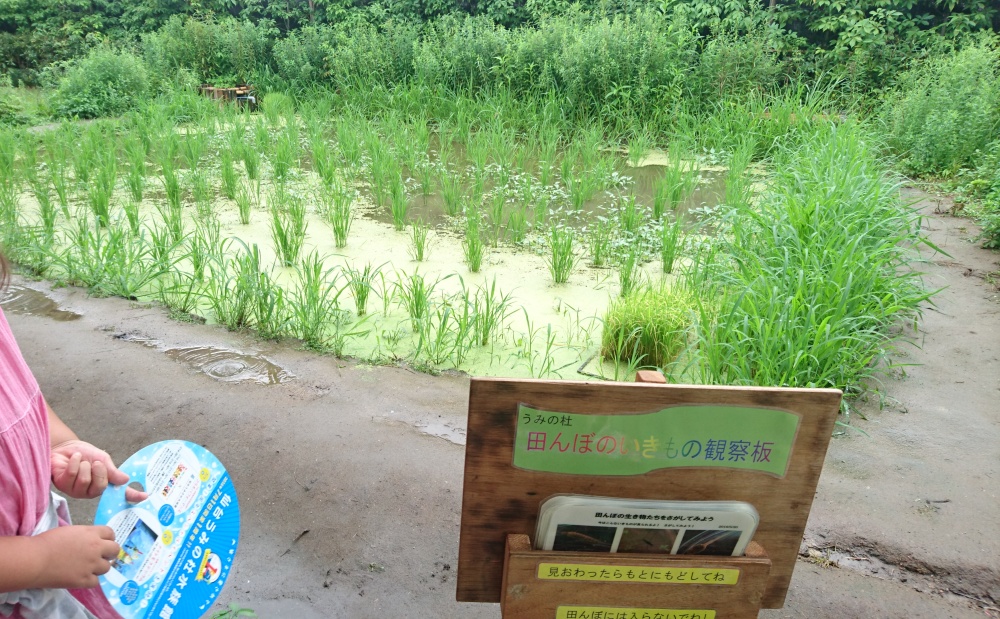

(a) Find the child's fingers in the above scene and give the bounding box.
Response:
[90,460,109,497]
[103,458,130,487]
[72,460,92,497]
[125,486,149,504]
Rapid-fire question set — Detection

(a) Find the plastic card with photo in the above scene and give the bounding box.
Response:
[95,441,240,619]
[535,496,758,557]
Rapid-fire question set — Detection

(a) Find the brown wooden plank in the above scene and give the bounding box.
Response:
[456,378,841,608]
[501,535,771,619]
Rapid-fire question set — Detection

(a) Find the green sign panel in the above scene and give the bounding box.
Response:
[513,404,799,477]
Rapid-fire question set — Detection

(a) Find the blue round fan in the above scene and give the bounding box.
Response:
[95,441,240,619]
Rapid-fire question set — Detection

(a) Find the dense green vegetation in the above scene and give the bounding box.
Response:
[0,0,997,417]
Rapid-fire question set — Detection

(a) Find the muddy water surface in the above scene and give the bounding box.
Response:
[0,285,81,321]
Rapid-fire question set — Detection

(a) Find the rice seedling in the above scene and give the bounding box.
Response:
[124,135,146,203]
[396,271,443,331]
[516,310,560,378]
[585,212,613,267]
[161,159,182,214]
[262,92,294,128]
[72,132,97,188]
[146,219,182,271]
[389,175,409,231]
[344,262,382,316]
[336,119,362,168]
[463,208,485,273]
[251,268,289,341]
[470,278,513,346]
[440,172,462,217]
[290,251,345,350]
[242,141,261,181]
[617,245,644,297]
[272,127,298,183]
[43,135,71,217]
[156,272,204,320]
[489,190,506,246]
[626,129,653,168]
[87,152,117,227]
[206,244,256,331]
[548,225,577,284]
[191,171,213,220]
[188,218,221,281]
[234,180,256,225]
[322,179,354,248]
[409,219,430,261]
[626,191,648,232]
[155,194,184,246]
[220,149,238,200]
[507,205,528,245]
[660,215,684,274]
[724,140,754,209]
[180,131,208,170]
[684,123,930,398]
[653,153,699,220]
[122,199,141,236]
[32,180,57,243]
[311,136,336,189]
[367,140,395,208]
[329,309,372,358]
[270,194,308,267]
[413,305,460,367]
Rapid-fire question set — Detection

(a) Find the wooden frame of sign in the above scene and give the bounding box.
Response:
[456,374,842,615]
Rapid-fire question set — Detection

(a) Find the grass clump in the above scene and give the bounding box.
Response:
[601,284,697,369]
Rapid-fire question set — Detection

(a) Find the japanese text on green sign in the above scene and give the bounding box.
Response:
[513,404,799,477]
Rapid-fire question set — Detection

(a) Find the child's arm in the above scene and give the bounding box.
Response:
[46,401,147,502]
[0,524,119,593]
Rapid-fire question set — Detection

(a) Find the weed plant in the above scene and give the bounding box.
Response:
[683,123,931,400]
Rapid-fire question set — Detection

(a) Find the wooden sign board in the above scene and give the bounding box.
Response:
[456,378,841,609]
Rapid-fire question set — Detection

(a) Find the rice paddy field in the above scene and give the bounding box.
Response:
[0,86,931,416]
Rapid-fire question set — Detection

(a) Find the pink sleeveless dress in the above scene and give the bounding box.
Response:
[0,306,121,619]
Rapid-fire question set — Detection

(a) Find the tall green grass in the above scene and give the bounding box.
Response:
[678,123,932,406]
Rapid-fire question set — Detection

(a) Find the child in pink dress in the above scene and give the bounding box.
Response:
[0,257,144,619]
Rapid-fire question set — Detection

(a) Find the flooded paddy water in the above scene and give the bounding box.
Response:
[5,114,734,380]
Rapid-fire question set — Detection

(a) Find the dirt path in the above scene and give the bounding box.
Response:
[3,190,997,618]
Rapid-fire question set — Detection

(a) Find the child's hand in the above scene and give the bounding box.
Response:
[32,525,120,589]
[50,440,148,502]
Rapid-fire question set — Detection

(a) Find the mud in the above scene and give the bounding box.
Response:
[4,189,998,618]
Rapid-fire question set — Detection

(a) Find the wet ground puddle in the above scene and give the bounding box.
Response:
[0,285,81,321]
[115,333,292,385]
[166,346,292,385]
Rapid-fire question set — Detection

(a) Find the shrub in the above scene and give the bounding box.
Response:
[52,47,149,119]
[601,285,697,369]
[885,36,1000,175]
